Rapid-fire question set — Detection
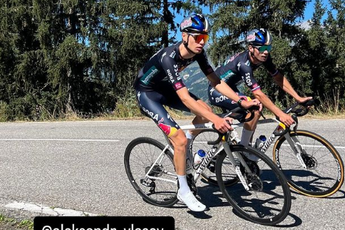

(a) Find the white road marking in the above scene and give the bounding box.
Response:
[0,138,119,142]
[282,144,345,149]
[5,202,97,216]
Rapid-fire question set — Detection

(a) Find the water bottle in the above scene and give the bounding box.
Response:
[255,135,267,149]
[194,149,206,166]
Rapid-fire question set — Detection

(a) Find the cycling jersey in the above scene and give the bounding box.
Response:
[134,42,214,137]
[209,50,278,111]
[134,41,214,93]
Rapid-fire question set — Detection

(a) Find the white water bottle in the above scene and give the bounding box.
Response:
[255,135,267,149]
[194,149,206,166]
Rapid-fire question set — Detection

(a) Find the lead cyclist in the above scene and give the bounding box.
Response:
[133,14,260,212]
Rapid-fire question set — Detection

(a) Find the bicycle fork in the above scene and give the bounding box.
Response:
[223,143,252,191]
[283,134,308,169]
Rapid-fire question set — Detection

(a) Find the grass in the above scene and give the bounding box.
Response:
[0,214,33,230]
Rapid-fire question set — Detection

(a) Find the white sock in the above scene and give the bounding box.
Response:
[177,175,190,196]
[241,128,254,147]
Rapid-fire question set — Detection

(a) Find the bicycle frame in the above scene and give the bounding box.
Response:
[143,144,177,185]
[144,122,255,191]
[223,113,309,171]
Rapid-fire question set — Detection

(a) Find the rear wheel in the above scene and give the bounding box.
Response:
[124,137,178,207]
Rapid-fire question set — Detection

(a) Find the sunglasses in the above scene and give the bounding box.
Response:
[189,33,209,43]
[254,45,272,53]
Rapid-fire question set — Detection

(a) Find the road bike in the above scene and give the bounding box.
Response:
[124,108,291,225]
[199,100,344,198]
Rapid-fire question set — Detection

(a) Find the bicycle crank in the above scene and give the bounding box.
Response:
[247,174,263,192]
[145,164,164,177]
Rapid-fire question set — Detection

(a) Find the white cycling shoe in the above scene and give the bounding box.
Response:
[177,190,206,212]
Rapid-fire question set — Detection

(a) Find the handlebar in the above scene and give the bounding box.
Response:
[283,99,316,117]
[208,105,260,145]
[221,104,260,123]
[271,99,315,135]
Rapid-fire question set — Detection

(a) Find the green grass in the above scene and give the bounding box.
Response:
[0,214,33,230]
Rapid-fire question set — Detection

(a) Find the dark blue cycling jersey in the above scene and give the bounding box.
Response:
[134,41,214,93]
[134,42,214,137]
[209,50,278,112]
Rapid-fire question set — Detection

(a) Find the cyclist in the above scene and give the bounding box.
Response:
[208,28,312,160]
[134,14,260,212]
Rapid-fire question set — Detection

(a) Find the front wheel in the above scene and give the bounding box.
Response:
[124,137,178,207]
[216,145,291,225]
[273,130,344,197]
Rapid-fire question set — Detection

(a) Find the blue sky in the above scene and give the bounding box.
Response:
[304,0,331,20]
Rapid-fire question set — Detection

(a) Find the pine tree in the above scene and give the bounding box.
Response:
[0,0,202,120]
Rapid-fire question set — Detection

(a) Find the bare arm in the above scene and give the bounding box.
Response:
[253,89,295,126]
[252,89,285,117]
[207,72,259,109]
[273,72,312,103]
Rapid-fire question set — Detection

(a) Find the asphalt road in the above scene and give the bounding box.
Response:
[0,118,344,230]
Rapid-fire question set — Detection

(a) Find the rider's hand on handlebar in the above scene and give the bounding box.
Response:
[241,99,262,111]
[297,96,313,105]
[213,117,233,133]
[278,113,295,127]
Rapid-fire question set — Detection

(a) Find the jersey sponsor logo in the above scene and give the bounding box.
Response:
[220,70,235,81]
[244,72,253,86]
[141,106,159,121]
[141,66,159,85]
[174,82,184,90]
[170,50,176,59]
[173,64,181,81]
[167,69,175,83]
[215,95,229,103]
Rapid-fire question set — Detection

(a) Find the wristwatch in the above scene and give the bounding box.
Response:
[237,98,244,107]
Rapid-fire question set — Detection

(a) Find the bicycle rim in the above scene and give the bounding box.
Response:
[273,130,344,197]
[191,129,238,186]
[216,145,291,225]
[124,137,178,207]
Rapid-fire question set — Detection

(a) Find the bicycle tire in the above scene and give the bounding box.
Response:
[124,137,178,207]
[216,145,291,225]
[273,130,344,198]
[191,129,238,186]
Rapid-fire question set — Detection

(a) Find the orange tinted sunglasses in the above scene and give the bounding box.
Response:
[189,33,209,43]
